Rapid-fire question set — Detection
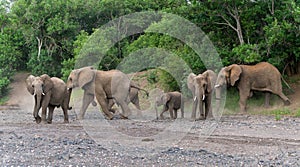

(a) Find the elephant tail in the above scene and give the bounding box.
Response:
[281,75,294,93]
[130,84,149,97]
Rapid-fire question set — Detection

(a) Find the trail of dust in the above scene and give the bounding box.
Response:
[5,72,34,113]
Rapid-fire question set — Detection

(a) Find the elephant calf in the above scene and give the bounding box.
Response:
[155,91,184,119]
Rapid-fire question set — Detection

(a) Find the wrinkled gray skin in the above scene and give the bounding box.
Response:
[107,82,149,114]
[26,74,72,124]
[155,91,184,119]
[66,66,132,120]
[215,62,291,112]
[187,70,217,120]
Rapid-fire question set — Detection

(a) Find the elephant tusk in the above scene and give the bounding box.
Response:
[42,92,45,96]
[202,95,205,101]
[193,96,197,101]
[215,84,220,88]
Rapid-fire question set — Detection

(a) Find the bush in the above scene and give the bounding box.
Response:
[0,69,10,98]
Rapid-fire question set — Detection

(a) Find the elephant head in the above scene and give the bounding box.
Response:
[188,71,214,102]
[154,93,170,119]
[67,66,96,92]
[26,74,54,122]
[215,64,242,88]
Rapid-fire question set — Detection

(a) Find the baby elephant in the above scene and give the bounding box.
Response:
[155,91,184,119]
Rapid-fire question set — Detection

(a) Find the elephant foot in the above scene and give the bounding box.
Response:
[35,116,42,124]
[76,115,84,120]
[119,114,128,120]
[47,120,52,124]
[104,114,114,120]
[41,120,48,124]
[284,100,291,106]
[238,110,247,115]
[63,120,69,123]
[196,116,206,121]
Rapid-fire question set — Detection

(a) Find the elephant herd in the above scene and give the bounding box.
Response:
[26,62,291,124]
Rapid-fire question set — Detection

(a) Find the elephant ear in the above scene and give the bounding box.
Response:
[26,75,35,95]
[202,71,213,93]
[227,64,242,86]
[187,73,196,90]
[162,93,171,105]
[78,66,95,88]
[40,74,53,93]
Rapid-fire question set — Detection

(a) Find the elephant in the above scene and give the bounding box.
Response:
[66,66,132,120]
[107,82,149,113]
[155,91,184,119]
[187,70,217,120]
[26,74,72,124]
[215,62,291,112]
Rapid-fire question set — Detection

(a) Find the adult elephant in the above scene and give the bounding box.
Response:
[66,66,132,120]
[26,74,72,124]
[155,91,184,119]
[187,70,217,120]
[215,62,291,112]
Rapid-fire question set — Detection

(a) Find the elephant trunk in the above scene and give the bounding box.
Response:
[66,88,73,110]
[33,92,43,122]
[215,87,222,113]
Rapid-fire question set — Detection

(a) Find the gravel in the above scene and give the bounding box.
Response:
[1,106,300,166]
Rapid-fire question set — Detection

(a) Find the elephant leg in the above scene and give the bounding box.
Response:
[41,107,47,124]
[276,92,291,105]
[47,105,55,124]
[132,96,142,116]
[205,95,213,119]
[239,91,249,113]
[168,103,175,119]
[41,95,51,124]
[118,100,131,119]
[79,92,94,120]
[264,92,271,108]
[95,95,114,120]
[198,100,205,120]
[61,105,69,123]
[160,106,168,119]
[107,99,116,113]
[113,95,131,118]
[173,109,178,119]
[191,98,198,120]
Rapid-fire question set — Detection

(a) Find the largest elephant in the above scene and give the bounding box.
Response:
[215,62,291,112]
[26,74,72,124]
[66,66,132,120]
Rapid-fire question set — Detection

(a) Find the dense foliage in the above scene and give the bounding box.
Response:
[0,0,299,97]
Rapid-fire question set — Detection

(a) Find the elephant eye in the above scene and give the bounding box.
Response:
[69,77,72,81]
[31,85,34,88]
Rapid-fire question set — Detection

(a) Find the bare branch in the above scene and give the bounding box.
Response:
[36,37,42,61]
[218,15,237,32]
